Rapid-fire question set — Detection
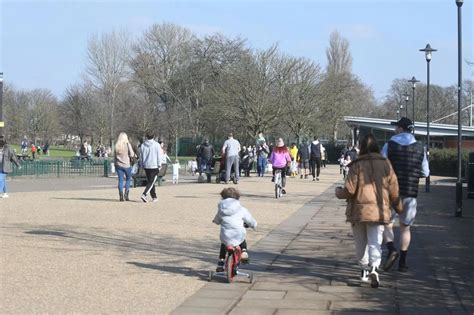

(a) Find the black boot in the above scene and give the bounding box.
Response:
[119,191,124,202]
[124,190,129,201]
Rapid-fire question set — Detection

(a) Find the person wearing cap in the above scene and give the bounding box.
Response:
[268,138,291,194]
[0,136,21,198]
[380,117,429,272]
[221,133,241,184]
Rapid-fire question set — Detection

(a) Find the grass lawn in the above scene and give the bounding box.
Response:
[10,144,76,159]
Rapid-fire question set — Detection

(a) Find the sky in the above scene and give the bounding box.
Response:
[1,0,473,102]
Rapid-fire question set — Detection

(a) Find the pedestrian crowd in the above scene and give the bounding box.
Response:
[2,118,429,290]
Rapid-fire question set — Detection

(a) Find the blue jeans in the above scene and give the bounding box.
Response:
[257,156,267,176]
[116,166,132,193]
[0,172,6,193]
[199,158,210,174]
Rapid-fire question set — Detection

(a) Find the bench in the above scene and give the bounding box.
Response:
[16,154,31,161]
[132,164,168,188]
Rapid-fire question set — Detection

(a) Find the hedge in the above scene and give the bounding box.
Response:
[429,148,471,178]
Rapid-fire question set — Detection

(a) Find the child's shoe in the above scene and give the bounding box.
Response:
[240,250,249,263]
[216,259,225,272]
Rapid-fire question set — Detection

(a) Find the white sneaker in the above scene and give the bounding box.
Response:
[360,269,369,282]
[1,193,9,199]
[152,198,158,203]
[369,266,380,288]
[240,250,249,263]
[140,194,148,203]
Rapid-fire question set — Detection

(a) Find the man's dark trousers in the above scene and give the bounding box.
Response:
[143,168,159,199]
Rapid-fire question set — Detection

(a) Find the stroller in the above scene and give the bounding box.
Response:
[218,153,238,184]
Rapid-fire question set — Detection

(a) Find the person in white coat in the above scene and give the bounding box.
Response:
[212,187,257,272]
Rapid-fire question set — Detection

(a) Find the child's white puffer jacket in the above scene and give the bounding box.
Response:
[213,198,257,246]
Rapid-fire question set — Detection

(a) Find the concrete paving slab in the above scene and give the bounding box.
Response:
[241,290,286,300]
[237,298,330,310]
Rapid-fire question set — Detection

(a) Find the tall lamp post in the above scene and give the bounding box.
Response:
[455,0,463,217]
[403,91,410,117]
[420,43,437,193]
[408,76,420,132]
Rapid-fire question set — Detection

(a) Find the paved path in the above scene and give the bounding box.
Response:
[2,167,472,314]
[173,176,474,314]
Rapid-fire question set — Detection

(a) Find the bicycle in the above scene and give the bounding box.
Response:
[208,244,253,283]
[274,169,283,199]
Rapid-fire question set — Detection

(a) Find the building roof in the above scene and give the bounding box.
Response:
[344,116,474,138]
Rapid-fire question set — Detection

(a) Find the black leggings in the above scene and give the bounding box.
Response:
[273,167,287,188]
[310,158,321,178]
[219,240,247,260]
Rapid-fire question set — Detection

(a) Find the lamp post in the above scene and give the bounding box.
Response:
[403,91,410,117]
[455,0,463,217]
[408,76,420,132]
[420,43,437,193]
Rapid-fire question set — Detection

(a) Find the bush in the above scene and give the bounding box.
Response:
[429,148,470,177]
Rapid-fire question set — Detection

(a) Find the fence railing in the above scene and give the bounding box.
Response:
[10,159,111,178]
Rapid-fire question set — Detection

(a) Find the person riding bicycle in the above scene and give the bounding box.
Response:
[269,138,291,194]
[212,187,257,272]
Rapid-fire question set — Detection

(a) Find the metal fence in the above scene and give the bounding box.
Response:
[10,159,110,178]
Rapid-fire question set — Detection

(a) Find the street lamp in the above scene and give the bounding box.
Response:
[455,0,463,217]
[403,91,410,117]
[420,43,437,193]
[408,76,420,132]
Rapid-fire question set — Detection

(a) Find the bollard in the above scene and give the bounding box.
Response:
[104,160,109,178]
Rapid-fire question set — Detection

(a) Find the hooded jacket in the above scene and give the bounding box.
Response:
[212,198,257,246]
[139,139,162,169]
[0,145,20,173]
[336,153,402,224]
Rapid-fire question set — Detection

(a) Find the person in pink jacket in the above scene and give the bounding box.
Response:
[269,138,291,194]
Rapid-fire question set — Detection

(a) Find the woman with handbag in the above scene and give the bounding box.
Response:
[114,132,136,201]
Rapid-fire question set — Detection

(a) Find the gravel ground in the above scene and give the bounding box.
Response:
[0,166,340,314]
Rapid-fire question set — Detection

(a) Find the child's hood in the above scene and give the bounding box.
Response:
[218,198,242,216]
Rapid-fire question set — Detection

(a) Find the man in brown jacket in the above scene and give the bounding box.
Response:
[336,134,402,288]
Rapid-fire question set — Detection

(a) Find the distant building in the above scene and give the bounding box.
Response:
[344,116,474,149]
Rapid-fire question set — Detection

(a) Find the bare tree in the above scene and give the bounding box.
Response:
[85,30,130,148]
[3,84,30,141]
[326,30,352,76]
[60,83,95,143]
[26,89,60,144]
[130,23,196,145]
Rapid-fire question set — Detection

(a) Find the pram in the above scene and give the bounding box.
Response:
[217,153,238,184]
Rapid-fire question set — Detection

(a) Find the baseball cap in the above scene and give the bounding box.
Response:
[391,117,414,130]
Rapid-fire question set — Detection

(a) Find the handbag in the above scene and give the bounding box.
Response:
[128,144,137,165]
